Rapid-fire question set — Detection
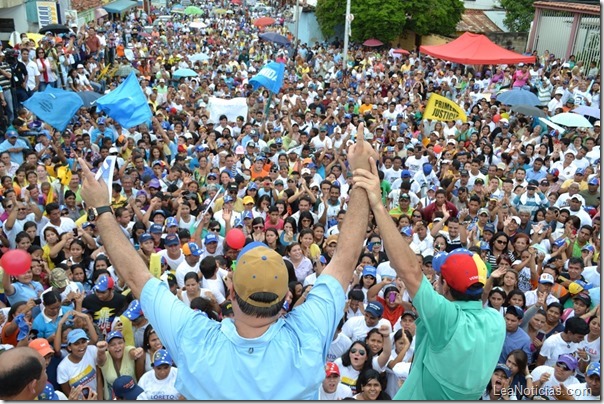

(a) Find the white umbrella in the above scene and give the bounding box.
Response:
[189,21,207,29]
[188,53,210,62]
[550,112,593,128]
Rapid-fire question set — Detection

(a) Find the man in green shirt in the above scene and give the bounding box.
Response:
[352,160,506,400]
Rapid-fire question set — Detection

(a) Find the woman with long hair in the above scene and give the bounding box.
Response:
[298,228,321,260]
[353,369,391,400]
[505,349,534,399]
[265,227,286,256]
[334,341,376,395]
[283,242,313,283]
[142,326,164,372]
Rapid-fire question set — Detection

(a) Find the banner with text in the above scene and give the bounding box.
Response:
[423,94,468,123]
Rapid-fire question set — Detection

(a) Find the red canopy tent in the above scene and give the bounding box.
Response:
[419,32,535,65]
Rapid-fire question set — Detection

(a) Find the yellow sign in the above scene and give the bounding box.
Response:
[423,94,468,123]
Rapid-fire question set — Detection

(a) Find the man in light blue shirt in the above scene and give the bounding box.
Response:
[0,127,28,165]
[74,128,375,399]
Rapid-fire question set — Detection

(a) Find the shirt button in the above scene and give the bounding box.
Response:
[248,348,254,354]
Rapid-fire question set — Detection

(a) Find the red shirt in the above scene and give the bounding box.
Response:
[376,296,405,328]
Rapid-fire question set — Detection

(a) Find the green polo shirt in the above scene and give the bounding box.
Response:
[394,276,505,400]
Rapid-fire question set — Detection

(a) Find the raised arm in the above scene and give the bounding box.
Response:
[321,124,372,291]
[352,158,423,297]
[78,158,152,299]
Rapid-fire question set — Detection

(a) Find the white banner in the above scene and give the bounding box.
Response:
[207,97,248,124]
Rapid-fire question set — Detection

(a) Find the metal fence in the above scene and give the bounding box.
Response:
[574,15,600,66]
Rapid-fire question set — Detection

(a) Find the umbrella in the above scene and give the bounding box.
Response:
[115,65,140,77]
[363,38,383,47]
[550,112,593,128]
[259,32,290,45]
[189,21,207,29]
[393,48,409,55]
[77,91,102,108]
[188,53,210,62]
[173,68,198,78]
[253,17,276,27]
[184,6,203,15]
[94,7,108,20]
[572,105,600,119]
[213,8,228,14]
[511,104,547,118]
[496,88,540,106]
[38,24,70,34]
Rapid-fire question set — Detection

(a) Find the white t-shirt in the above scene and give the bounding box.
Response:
[333,357,386,395]
[175,260,199,289]
[137,367,180,400]
[341,316,392,342]
[56,345,99,393]
[530,365,579,399]
[40,217,76,247]
[539,333,581,367]
[318,382,353,400]
[566,382,600,400]
[157,250,185,272]
[327,332,352,363]
[200,276,227,304]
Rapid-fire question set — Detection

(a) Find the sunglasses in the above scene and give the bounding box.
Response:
[210,227,221,232]
[253,225,263,229]
[350,348,366,356]
[556,362,571,371]
[495,239,507,244]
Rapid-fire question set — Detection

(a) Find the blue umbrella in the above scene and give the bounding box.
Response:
[496,89,540,106]
[173,68,198,78]
[23,87,83,131]
[259,32,290,45]
[572,105,600,119]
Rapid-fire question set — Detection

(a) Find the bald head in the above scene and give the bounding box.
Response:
[0,347,46,399]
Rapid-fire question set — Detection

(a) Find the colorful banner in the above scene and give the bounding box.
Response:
[249,61,285,94]
[423,93,468,123]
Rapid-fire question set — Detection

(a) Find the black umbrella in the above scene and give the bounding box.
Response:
[77,91,102,108]
[39,24,70,34]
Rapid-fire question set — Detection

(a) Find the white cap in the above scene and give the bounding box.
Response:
[539,273,555,285]
[510,216,521,225]
[109,147,118,154]
[555,88,564,95]
[77,64,84,69]
[595,120,600,127]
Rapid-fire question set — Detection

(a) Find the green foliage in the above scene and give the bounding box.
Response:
[315,0,464,43]
[500,0,534,32]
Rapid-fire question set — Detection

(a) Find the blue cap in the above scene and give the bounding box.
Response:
[575,167,585,175]
[319,255,327,264]
[151,209,165,218]
[139,233,152,243]
[38,382,59,400]
[480,241,491,250]
[183,241,203,257]
[123,300,143,321]
[153,349,173,367]
[233,218,244,227]
[484,224,495,234]
[207,172,217,179]
[223,195,234,203]
[106,330,124,342]
[307,163,316,169]
[149,224,163,234]
[242,210,254,220]
[553,237,567,248]
[432,251,448,274]
[422,163,433,175]
[164,233,180,246]
[152,160,163,167]
[204,233,219,244]
[275,137,283,144]
[82,221,95,229]
[112,375,144,400]
[401,226,413,237]
[344,113,352,119]
[195,144,208,153]
[362,265,377,278]
[248,182,258,190]
[6,128,18,138]
[93,275,114,292]
[365,301,384,318]
[588,177,600,186]
[67,328,89,345]
[97,117,106,125]
[401,170,412,178]
[586,362,600,377]
[495,363,512,378]
[166,217,178,228]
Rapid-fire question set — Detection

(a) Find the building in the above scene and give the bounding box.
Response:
[527,1,600,62]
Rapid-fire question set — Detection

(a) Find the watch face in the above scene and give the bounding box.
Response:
[87,208,96,221]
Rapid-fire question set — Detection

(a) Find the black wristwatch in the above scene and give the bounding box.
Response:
[87,206,114,221]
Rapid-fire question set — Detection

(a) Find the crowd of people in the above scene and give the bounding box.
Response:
[0,0,601,400]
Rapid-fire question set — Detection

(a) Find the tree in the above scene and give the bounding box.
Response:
[315,0,464,44]
[316,0,407,44]
[500,0,534,32]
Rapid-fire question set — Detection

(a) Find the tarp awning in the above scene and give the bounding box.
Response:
[103,0,138,14]
[420,32,536,65]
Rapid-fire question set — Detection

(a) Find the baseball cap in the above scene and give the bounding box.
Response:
[182,241,203,256]
[422,255,433,265]
[478,208,489,216]
[50,268,68,289]
[440,249,487,294]
[539,273,555,285]
[29,338,54,357]
[67,328,89,345]
[460,169,469,176]
[495,363,512,378]
[568,281,586,295]
[38,382,59,400]
[149,224,163,234]
[164,234,180,246]
[123,300,143,321]
[233,242,288,308]
[223,195,234,204]
[6,129,18,138]
[148,179,161,189]
[569,194,585,204]
[506,305,524,319]
[588,177,600,186]
[325,362,340,377]
[586,362,600,377]
[113,375,144,400]
[575,168,585,175]
[557,354,578,371]
[165,217,178,228]
[324,234,338,247]
[509,216,521,225]
[362,265,377,278]
[243,196,255,205]
[220,300,234,317]
[573,291,592,307]
[139,233,152,243]
[94,275,114,292]
[401,226,413,237]
[484,224,495,234]
[204,233,219,244]
[106,330,124,343]
[365,301,384,318]
[401,311,417,320]
[152,349,173,367]
[401,170,412,179]
[480,241,491,250]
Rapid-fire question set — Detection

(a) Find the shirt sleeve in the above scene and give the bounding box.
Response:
[140,277,208,357]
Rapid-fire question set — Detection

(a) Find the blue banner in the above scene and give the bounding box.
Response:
[249,61,285,94]
[23,86,83,132]
[96,72,152,129]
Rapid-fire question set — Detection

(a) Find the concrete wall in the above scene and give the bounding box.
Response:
[285,10,325,46]
[0,4,29,41]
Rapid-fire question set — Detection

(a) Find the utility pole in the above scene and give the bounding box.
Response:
[342,0,352,66]
[293,0,300,55]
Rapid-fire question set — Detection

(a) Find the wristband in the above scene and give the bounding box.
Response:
[525,375,533,379]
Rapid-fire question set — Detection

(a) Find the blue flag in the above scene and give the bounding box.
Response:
[96,71,152,128]
[249,61,285,94]
[23,86,83,132]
